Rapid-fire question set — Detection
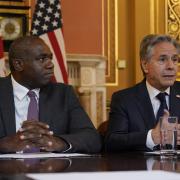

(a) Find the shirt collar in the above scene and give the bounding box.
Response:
[11,75,40,101]
[146,80,170,101]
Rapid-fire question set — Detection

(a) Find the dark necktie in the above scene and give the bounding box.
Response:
[27,90,38,120]
[24,90,39,153]
[156,92,168,122]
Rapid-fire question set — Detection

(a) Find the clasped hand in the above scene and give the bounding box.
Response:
[0,121,68,153]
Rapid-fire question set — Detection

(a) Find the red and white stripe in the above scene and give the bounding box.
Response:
[40,28,68,84]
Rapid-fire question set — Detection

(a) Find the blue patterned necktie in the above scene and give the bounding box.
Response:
[156,92,168,122]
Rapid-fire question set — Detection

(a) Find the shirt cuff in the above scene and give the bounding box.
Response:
[62,142,72,153]
[146,129,156,150]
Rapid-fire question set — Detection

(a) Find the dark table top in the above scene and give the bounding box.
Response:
[0,152,179,179]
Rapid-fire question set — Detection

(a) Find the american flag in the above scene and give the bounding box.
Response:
[31,0,68,83]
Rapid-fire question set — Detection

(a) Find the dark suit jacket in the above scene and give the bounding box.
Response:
[105,80,180,152]
[0,75,102,153]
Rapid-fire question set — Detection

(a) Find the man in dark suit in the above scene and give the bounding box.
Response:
[105,34,180,152]
[0,36,102,153]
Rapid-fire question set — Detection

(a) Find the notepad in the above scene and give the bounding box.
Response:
[0,152,94,159]
[144,150,180,155]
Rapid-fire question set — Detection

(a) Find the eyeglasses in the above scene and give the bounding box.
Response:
[156,55,180,65]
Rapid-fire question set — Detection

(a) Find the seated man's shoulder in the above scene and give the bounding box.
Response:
[47,82,72,89]
[0,75,11,85]
[43,82,74,95]
[0,77,4,83]
[173,81,180,89]
[112,82,141,98]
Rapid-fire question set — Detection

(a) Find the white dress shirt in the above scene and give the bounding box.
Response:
[146,81,170,150]
[11,75,40,132]
[11,76,72,152]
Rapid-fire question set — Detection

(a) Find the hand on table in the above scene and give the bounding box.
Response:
[20,120,69,152]
[0,120,69,153]
[151,110,169,145]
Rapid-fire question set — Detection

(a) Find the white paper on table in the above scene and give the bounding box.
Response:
[144,150,180,155]
[27,171,180,180]
[0,152,93,159]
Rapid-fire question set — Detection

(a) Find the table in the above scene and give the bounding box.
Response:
[0,152,179,179]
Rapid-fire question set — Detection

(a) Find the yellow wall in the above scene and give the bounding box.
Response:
[24,0,179,101]
[106,0,168,100]
[62,0,103,54]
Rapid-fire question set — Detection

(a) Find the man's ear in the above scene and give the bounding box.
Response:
[13,59,24,71]
[141,60,149,74]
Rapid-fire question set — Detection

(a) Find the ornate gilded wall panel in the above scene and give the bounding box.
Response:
[166,0,180,80]
[166,0,180,40]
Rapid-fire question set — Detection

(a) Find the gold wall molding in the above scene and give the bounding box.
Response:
[102,0,105,56]
[150,0,159,33]
[0,1,30,6]
[106,0,118,86]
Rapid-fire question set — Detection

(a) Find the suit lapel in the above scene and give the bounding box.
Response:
[39,85,52,126]
[134,80,156,129]
[169,84,180,119]
[0,76,16,135]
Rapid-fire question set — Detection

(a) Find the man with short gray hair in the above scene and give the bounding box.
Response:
[105,34,180,152]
